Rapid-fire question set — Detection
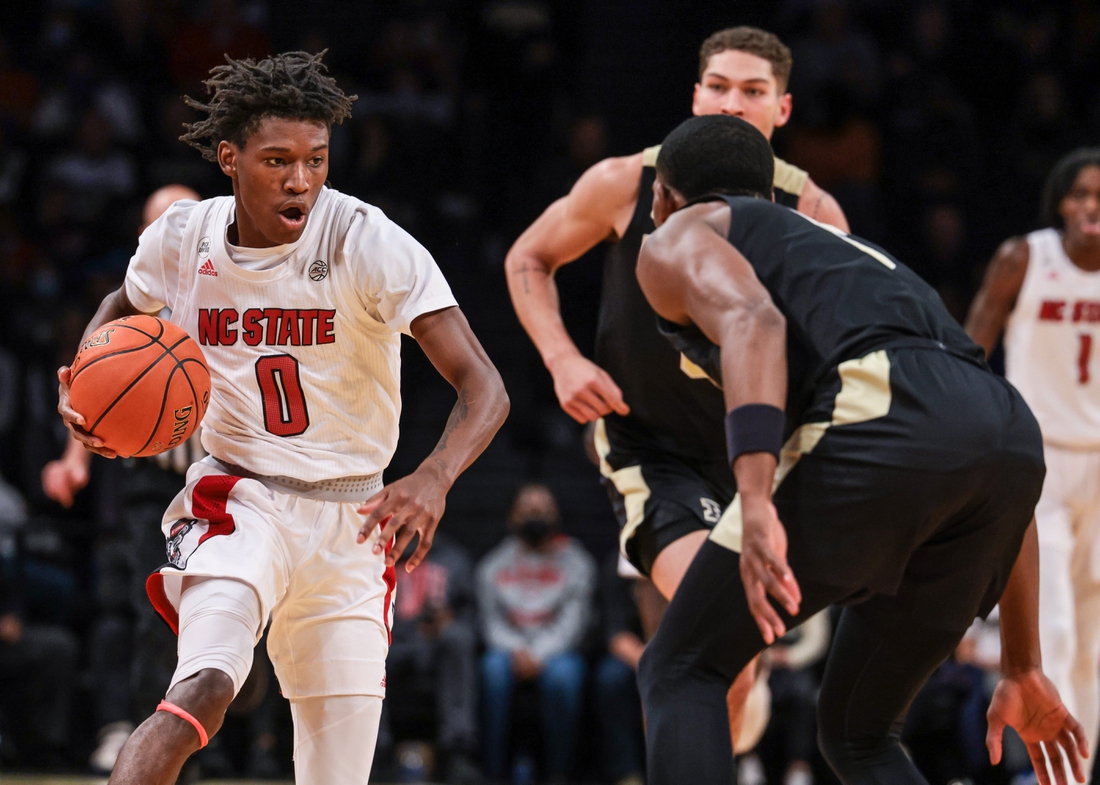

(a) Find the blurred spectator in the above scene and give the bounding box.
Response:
[0,34,39,130]
[0,474,78,768]
[0,127,29,209]
[594,552,645,785]
[1010,72,1078,194]
[787,0,882,117]
[31,50,143,145]
[168,0,270,93]
[41,108,138,233]
[477,483,596,784]
[750,611,830,785]
[376,531,481,784]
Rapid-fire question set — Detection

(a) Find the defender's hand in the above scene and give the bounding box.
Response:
[739,497,801,645]
[547,353,629,424]
[357,468,448,571]
[987,668,1088,785]
[41,453,90,508]
[56,367,117,458]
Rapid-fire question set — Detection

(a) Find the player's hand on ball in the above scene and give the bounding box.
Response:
[357,468,448,571]
[548,353,629,423]
[56,366,117,458]
[739,496,801,645]
[987,668,1089,785]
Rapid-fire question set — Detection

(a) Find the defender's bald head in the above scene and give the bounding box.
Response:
[142,185,200,230]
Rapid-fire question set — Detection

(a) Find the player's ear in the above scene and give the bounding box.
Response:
[774,91,793,129]
[217,141,237,178]
[691,82,705,116]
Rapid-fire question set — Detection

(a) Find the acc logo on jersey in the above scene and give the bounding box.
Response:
[700,498,723,523]
[166,519,200,568]
[197,236,211,257]
[309,260,328,281]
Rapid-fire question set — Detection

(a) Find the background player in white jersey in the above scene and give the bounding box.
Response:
[55,51,509,785]
[966,147,1100,774]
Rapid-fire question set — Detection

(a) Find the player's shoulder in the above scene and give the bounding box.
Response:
[645,199,735,260]
[139,195,214,254]
[992,234,1031,268]
[571,151,645,203]
[154,195,206,229]
[772,156,809,196]
[324,187,420,251]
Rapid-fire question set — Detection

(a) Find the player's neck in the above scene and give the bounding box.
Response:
[228,192,281,249]
[1062,232,1100,272]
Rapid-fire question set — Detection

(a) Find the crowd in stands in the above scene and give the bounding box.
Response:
[1,0,1099,783]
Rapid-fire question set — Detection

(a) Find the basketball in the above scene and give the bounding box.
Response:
[68,315,211,458]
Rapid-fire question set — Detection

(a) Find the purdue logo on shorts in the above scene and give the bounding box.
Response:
[700,498,723,524]
[309,260,328,281]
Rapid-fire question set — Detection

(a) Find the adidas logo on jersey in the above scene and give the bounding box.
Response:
[198,260,218,277]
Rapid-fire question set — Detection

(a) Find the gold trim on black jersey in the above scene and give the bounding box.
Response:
[640,145,809,198]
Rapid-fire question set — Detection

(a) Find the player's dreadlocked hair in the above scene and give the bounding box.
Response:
[180,50,356,162]
[1041,147,1100,229]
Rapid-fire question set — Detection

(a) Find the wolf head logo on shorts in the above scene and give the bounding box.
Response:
[167,519,201,568]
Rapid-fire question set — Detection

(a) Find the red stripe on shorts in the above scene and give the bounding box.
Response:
[146,572,179,635]
[192,474,242,546]
[382,539,396,645]
[144,473,242,636]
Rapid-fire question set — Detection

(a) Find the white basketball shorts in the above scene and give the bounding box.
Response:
[146,456,396,699]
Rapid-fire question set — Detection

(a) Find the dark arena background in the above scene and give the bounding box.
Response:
[0,1,1098,783]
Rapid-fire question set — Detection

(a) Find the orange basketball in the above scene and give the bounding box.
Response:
[69,315,211,458]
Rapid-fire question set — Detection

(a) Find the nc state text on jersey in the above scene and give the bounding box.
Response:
[1039,300,1100,323]
[198,308,336,346]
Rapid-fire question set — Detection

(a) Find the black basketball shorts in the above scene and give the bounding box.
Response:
[593,419,736,576]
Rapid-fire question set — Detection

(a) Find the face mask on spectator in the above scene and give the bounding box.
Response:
[517,517,553,547]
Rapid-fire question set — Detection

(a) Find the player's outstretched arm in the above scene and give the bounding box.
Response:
[989,517,1089,785]
[504,154,642,423]
[638,204,798,643]
[56,285,152,458]
[965,237,1029,357]
[358,306,508,571]
[798,177,849,233]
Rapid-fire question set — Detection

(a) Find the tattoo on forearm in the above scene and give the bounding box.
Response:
[811,193,826,219]
[511,262,547,295]
[433,388,470,454]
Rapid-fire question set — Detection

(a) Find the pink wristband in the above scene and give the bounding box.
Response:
[156,700,209,748]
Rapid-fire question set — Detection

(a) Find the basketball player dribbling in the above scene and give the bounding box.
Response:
[505,26,848,742]
[966,148,1100,776]
[55,51,509,785]
[634,114,1087,785]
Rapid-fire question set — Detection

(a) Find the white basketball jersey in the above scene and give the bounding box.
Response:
[1004,228,1100,448]
[124,187,457,481]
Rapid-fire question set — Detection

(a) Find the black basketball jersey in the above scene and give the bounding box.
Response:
[595,149,811,460]
[658,196,986,427]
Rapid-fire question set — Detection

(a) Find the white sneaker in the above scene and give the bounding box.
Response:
[90,721,134,773]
